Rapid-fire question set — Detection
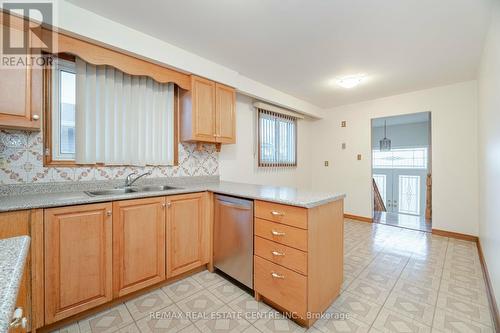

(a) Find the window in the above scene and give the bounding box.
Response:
[398,175,421,215]
[46,56,176,166]
[372,147,428,169]
[258,109,297,167]
[51,58,76,161]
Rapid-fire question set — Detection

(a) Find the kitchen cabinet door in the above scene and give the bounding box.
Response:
[113,197,166,297]
[191,76,216,142]
[166,192,209,278]
[0,211,31,333]
[44,203,112,324]
[215,83,236,144]
[0,14,42,130]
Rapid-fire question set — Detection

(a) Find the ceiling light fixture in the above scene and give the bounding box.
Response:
[336,74,365,89]
[379,120,392,151]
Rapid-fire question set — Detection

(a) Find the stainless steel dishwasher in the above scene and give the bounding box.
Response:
[214,194,254,289]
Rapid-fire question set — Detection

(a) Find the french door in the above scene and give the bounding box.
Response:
[373,169,427,216]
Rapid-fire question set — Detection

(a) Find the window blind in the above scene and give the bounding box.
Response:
[75,57,175,166]
[258,108,297,168]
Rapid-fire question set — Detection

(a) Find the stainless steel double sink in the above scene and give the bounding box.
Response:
[85,185,179,197]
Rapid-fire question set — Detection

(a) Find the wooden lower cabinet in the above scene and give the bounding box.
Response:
[14,191,212,328]
[113,197,166,297]
[254,199,344,327]
[166,192,210,278]
[0,211,31,333]
[44,203,113,324]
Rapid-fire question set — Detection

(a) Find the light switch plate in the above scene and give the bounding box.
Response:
[341,121,347,127]
[324,161,329,167]
[357,154,362,160]
[342,143,346,150]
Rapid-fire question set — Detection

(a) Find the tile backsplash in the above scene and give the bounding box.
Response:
[0,130,219,185]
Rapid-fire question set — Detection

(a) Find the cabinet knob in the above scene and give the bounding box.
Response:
[9,307,27,329]
[167,202,171,207]
[271,211,285,216]
[271,251,285,257]
[271,272,285,279]
[32,115,40,120]
[271,230,286,236]
[106,211,112,216]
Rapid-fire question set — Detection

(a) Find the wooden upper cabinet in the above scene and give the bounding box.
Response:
[193,76,217,142]
[44,203,113,324]
[113,197,166,297]
[215,83,236,144]
[166,192,210,278]
[180,76,236,145]
[0,18,42,130]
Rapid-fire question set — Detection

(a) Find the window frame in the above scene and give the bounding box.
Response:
[372,147,428,170]
[43,54,180,167]
[257,109,297,167]
[51,57,76,162]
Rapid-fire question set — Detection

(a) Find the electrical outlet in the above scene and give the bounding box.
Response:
[324,161,329,167]
[341,121,347,127]
[342,143,346,150]
[357,154,362,160]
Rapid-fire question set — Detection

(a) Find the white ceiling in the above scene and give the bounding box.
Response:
[67,0,492,108]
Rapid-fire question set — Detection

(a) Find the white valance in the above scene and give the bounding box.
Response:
[75,58,175,166]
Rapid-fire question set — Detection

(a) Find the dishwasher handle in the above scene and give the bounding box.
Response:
[218,200,252,210]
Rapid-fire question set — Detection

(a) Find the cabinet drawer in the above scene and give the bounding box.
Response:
[254,256,307,318]
[255,236,307,275]
[255,201,307,229]
[255,218,307,252]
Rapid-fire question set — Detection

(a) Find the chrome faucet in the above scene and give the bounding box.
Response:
[124,171,152,187]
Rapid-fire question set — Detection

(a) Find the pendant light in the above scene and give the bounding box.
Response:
[380,120,391,151]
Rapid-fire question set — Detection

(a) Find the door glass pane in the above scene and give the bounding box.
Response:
[398,175,420,215]
[373,174,387,205]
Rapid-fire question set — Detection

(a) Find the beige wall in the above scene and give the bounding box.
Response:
[478,0,500,305]
[310,81,479,236]
[219,94,313,188]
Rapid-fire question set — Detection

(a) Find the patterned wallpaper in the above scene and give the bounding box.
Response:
[0,129,219,185]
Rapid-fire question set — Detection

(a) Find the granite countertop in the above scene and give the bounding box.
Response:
[0,177,345,212]
[0,236,30,333]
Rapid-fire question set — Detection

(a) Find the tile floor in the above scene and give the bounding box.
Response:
[51,219,495,333]
[372,211,432,233]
